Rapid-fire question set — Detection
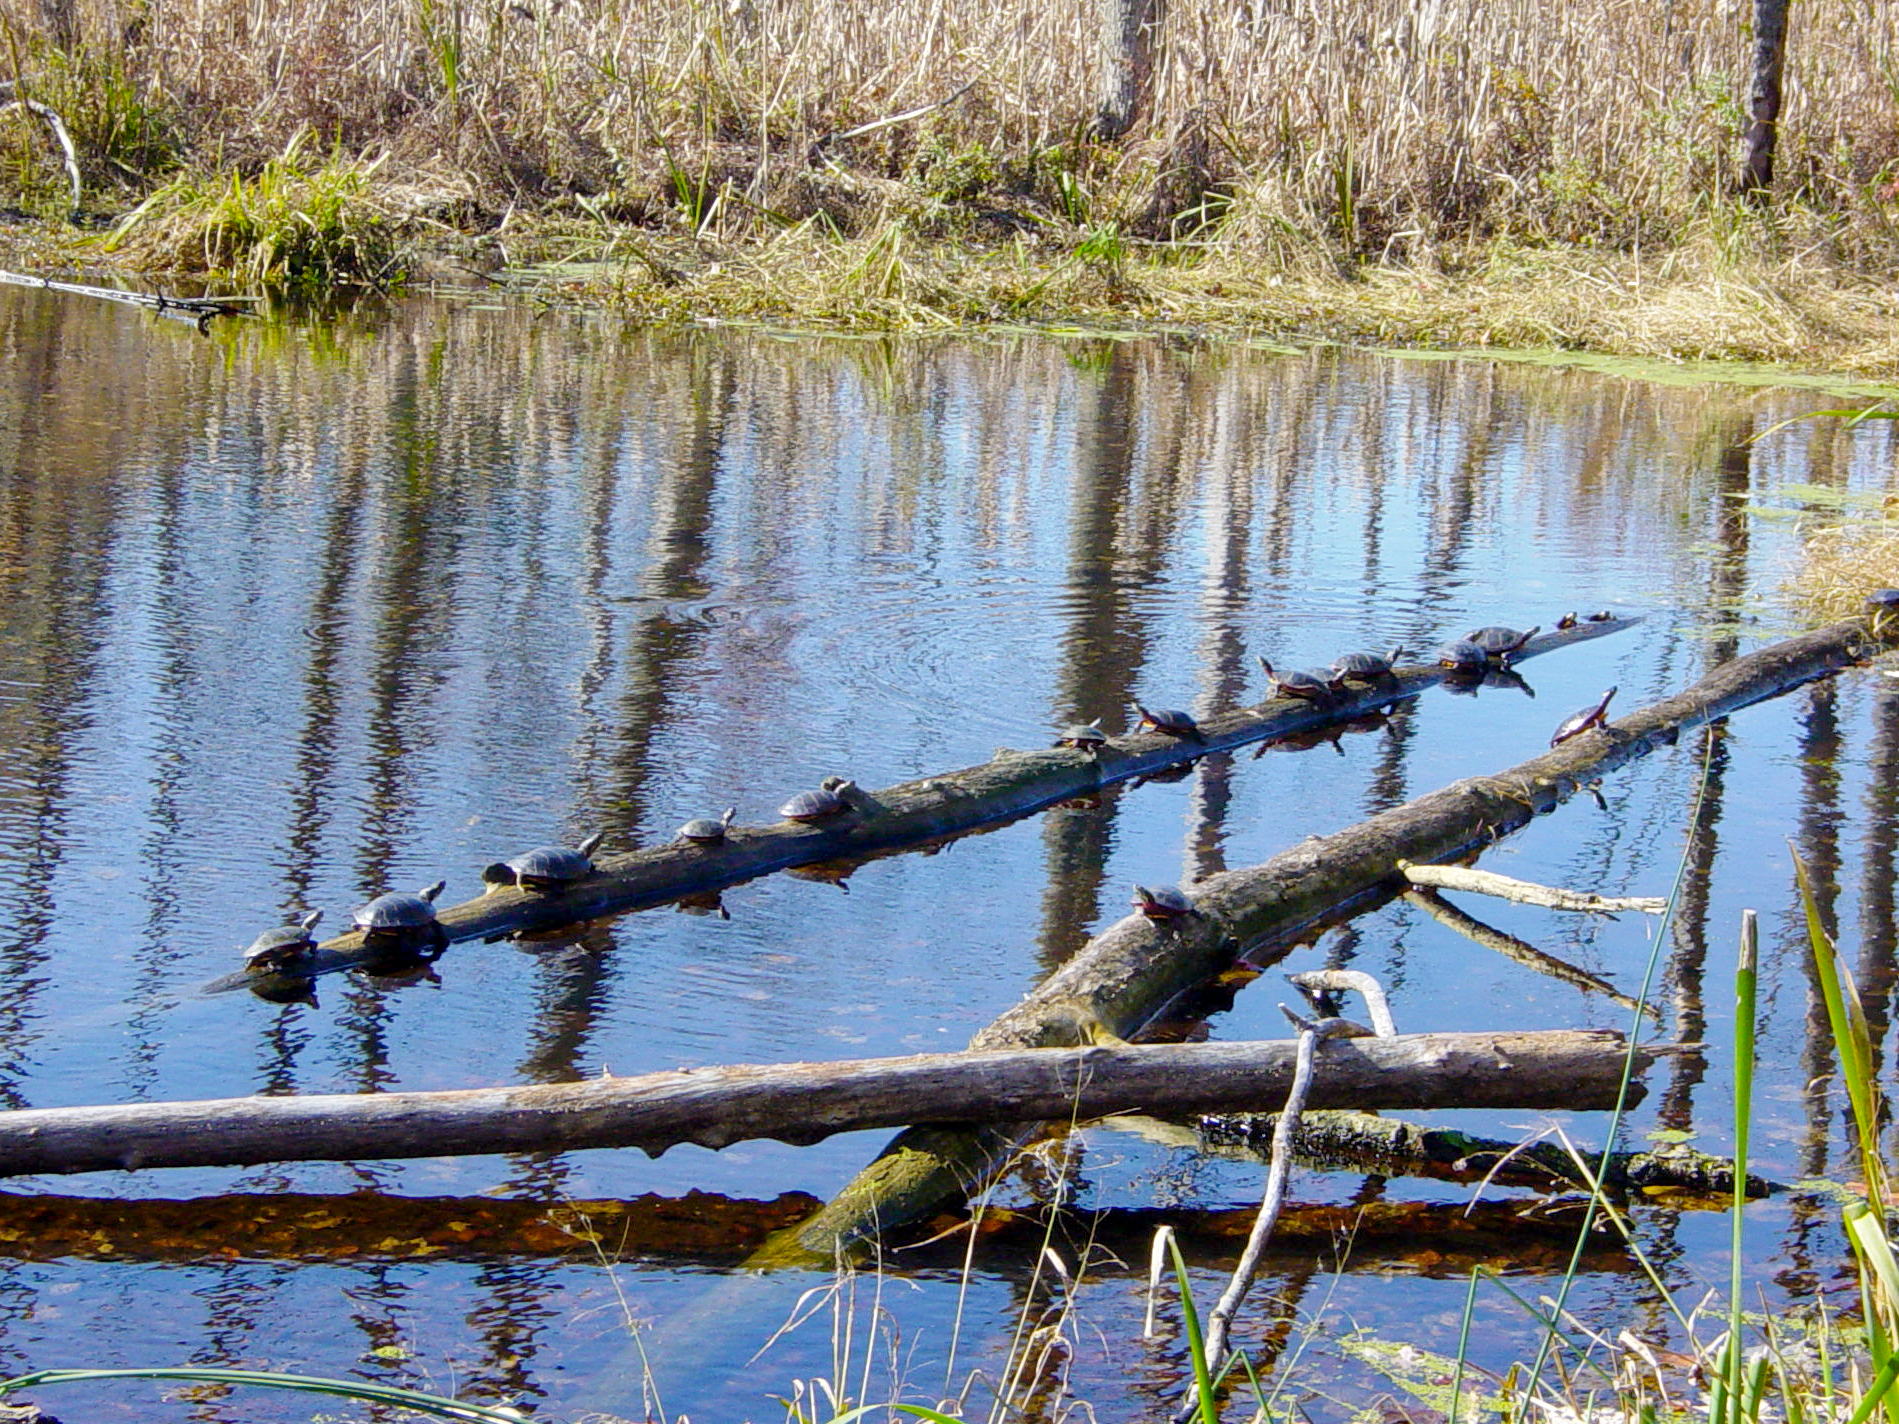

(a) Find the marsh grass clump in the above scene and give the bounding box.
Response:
[103,131,398,285]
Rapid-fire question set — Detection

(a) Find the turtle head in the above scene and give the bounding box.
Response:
[482,863,517,890]
[577,831,606,859]
[297,909,322,935]
[720,806,737,829]
[420,879,447,903]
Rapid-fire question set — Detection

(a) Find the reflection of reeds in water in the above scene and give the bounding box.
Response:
[25,0,1899,253]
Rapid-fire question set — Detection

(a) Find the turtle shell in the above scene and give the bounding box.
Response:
[1465,625,1540,658]
[1133,701,1199,737]
[244,909,322,970]
[355,880,447,931]
[1331,646,1406,682]
[484,832,605,892]
[1056,719,1109,750]
[781,787,847,821]
[1436,640,1487,673]
[1131,883,1197,920]
[1551,687,1617,747]
[678,808,736,843]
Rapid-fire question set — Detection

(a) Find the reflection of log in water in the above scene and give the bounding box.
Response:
[0,1187,1634,1272]
[210,618,1638,993]
[784,611,1893,1260]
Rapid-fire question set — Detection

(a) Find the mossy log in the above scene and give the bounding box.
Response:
[205,617,1637,995]
[772,612,1886,1263]
[0,1031,1634,1179]
[1194,1108,1773,1198]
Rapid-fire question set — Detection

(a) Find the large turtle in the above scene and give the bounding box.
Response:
[482,832,607,893]
[780,780,856,822]
[353,880,449,960]
[243,909,323,974]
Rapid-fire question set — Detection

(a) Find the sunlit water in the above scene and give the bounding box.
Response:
[1,288,1897,1420]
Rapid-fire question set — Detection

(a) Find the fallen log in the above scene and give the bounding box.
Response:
[205,616,1637,995]
[773,609,1890,1262]
[1398,860,1667,914]
[0,1031,1637,1178]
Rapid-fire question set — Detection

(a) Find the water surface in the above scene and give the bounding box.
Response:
[1,289,1896,1419]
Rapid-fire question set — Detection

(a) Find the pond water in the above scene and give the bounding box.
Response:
[1,286,1897,1421]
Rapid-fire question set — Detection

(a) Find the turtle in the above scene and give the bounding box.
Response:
[1551,687,1617,747]
[1586,610,1615,622]
[352,880,449,960]
[1054,718,1111,756]
[1130,883,1199,923]
[1464,625,1541,663]
[1555,612,1580,630]
[1867,588,1899,636]
[780,780,856,822]
[1436,639,1489,674]
[1257,656,1344,703]
[1329,645,1408,684]
[674,808,737,846]
[243,909,323,974]
[1132,700,1202,740]
[482,832,606,893]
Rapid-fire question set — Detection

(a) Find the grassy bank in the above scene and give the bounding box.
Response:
[6,0,1899,362]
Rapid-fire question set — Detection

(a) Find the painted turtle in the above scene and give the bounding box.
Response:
[1465,625,1540,663]
[781,780,856,822]
[243,909,323,974]
[1436,640,1489,674]
[1329,646,1407,684]
[1867,588,1899,636]
[675,808,737,845]
[1550,687,1617,747]
[482,832,606,893]
[1555,612,1579,630]
[1133,701,1202,740]
[1130,883,1199,923]
[1055,718,1111,755]
[353,880,449,960]
[1257,656,1344,702]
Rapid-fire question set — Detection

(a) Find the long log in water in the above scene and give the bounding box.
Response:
[206,617,1638,993]
[773,612,1888,1261]
[0,1032,1633,1178]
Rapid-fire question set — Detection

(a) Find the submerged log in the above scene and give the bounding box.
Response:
[206,617,1637,995]
[775,611,1889,1262]
[1191,1108,1771,1198]
[0,1031,1634,1179]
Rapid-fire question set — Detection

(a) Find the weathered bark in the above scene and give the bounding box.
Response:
[1093,0,1165,140]
[206,618,1637,994]
[778,613,1888,1261]
[1195,1108,1772,1198]
[1740,0,1790,198]
[0,1032,1634,1179]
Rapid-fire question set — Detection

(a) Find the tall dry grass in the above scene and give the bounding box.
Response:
[9,0,1899,273]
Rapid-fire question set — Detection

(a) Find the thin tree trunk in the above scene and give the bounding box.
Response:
[1740,0,1789,199]
[1094,0,1165,140]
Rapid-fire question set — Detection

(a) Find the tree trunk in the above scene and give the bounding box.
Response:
[1740,0,1790,199]
[1093,0,1165,141]
[774,611,1887,1262]
[0,1031,1637,1179]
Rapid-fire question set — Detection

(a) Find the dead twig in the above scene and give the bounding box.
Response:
[1397,859,1667,914]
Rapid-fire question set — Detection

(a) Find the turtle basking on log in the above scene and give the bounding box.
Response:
[1054,718,1111,756]
[242,909,323,975]
[1256,656,1344,704]
[1464,625,1540,665]
[1132,701,1202,741]
[674,808,737,846]
[353,881,449,962]
[1551,687,1617,746]
[780,780,856,822]
[1130,882,1200,923]
[483,832,607,893]
[1330,646,1407,684]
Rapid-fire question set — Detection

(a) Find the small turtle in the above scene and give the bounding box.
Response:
[1054,718,1110,756]
[1867,588,1899,636]
[1586,610,1615,622]
[1436,640,1489,674]
[780,780,856,822]
[1257,656,1344,703]
[1329,646,1407,684]
[1551,687,1617,747]
[1465,625,1541,663]
[353,880,449,960]
[243,909,323,974]
[1132,701,1202,740]
[482,832,606,893]
[1555,612,1579,630]
[1130,883,1199,923]
[675,808,737,846]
